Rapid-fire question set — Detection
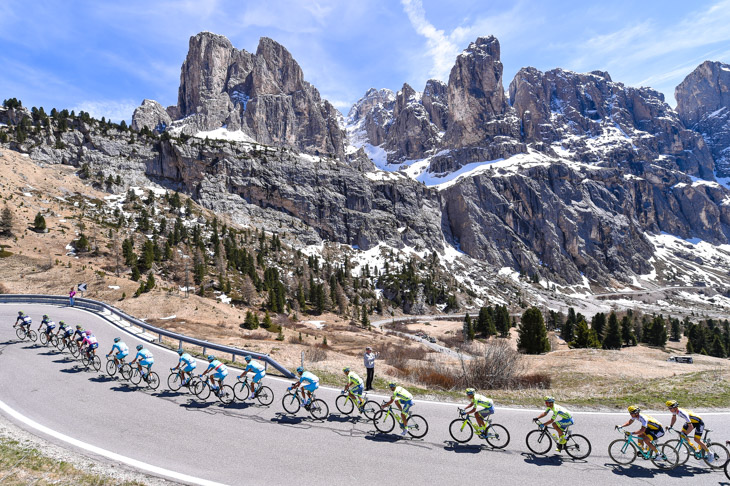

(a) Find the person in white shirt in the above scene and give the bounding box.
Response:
[363,346,379,391]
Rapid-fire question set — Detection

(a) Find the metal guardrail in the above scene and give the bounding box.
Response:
[0,294,295,378]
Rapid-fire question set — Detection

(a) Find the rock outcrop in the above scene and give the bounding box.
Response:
[131,99,172,133]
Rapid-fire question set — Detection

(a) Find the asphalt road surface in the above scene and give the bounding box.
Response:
[1,304,729,485]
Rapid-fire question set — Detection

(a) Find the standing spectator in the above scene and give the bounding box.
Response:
[363,346,379,391]
[69,287,76,307]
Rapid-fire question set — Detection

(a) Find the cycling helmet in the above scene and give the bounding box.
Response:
[76,324,82,329]
[18,311,24,316]
[59,321,66,327]
[466,388,475,395]
[114,337,120,343]
[43,314,49,319]
[207,355,215,362]
[136,344,143,351]
[627,405,640,414]
[244,355,252,362]
[177,348,184,355]
[543,396,555,403]
[665,400,678,408]
[343,367,350,373]
[296,367,304,374]
[85,330,91,336]
[388,381,397,388]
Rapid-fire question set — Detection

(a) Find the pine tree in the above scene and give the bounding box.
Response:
[0,204,13,236]
[686,340,695,354]
[620,315,636,346]
[476,306,496,337]
[710,332,726,358]
[145,272,155,292]
[463,313,473,342]
[602,312,622,350]
[561,307,576,343]
[33,212,47,231]
[670,318,681,341]
[571,319,601,348]
[517,307,550,354]
[131,266,140,282]
[361,304,370,328]
[591,312,606,340]
[262,311,273,329]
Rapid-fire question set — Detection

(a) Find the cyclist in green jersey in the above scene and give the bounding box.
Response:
[534,396,573,451]
[463,388,494,438]
[342,367,365,410]
[382,382,414,436]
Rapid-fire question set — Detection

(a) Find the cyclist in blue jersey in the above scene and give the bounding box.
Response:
[290,367,319,407]
[106,337,129,369]
[14,311,32,332]
[171,349,197,385]
[238,355,265,398]
[382,381,414,436]
[73,325,86,348]
[37,314,56,340]
[55,321,74,347]
[130,344,154,379]
[202,355,228,393]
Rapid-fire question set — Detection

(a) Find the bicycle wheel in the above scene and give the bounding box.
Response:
[725,455,730,480]
[218,385,235,405]
[705,442,730,469]
[68,342,79,357]
[233,381,250,401]
[147,372,160,390]
[373,410,395,434]
[448,419,474,443]
[526,429,552,455]
[309,399,329,420]
[81,353,91,368]
[106,360,118,377]
[55,337,65,351]
[486,423,510,449]
[28,330,37,342]
[40,332,48,345]
[49,335,58,347]
[120,364,132,380]
[130,368,142,385]
[167,372,182,391]
[662,439,689,465]
[653,444,679,469]
[565,434,591,460]
[16,327,26,340]
[194,381,211,400]
[282,393,301,414]
[407,414,429,439]
[255,386,274,406]
[361,400,380,420]
[608,439,637,465]
[335,395,354,415]
[91,356,101,372]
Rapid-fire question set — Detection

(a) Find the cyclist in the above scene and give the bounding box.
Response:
[382,381,414,436]
[342,367,365,410]
[463,388,494,438]
[37,314,56,340]
[73,325,86,349]
[56,321,74,347]
[534,396,573,451]
[618,405,664,458]
[130,344,154,380]
[80,330,99,359]
[14,311,32,332]
[171,349,197,386]
[201,355,228,394]
[106,337,129,369]
[290,367,319,407]
[666,400,709,458]
[238,355,265,398]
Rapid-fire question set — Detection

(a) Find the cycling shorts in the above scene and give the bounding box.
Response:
[683,421,704,439]
[116,352,128,361]
[477,407,494,419]
[350,385,364,397]
[183,364,196,373]
[555,417,574,430]
[645,427,664,442]
[89,343,99,350]
[252,371,265,383]
[45,325,56,331]
[400,400,413,414]
[140,359,154,367]
[214,369,228,380]
[303,382,319,392]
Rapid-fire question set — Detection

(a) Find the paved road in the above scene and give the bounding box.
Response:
[1,304,729,485]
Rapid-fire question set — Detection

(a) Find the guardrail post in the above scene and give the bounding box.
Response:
[158,332,162,343]
[178,339,182,351]
[232,354,235,363]
[203,347,206,356]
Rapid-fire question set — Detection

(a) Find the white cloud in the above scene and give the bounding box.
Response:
[72,100,139,123]
[401,0,460,81]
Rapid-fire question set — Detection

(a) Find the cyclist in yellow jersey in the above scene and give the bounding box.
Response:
[382,381,413,436]
[463,388,494,438]
[534,396,573,451]
[342,367,365,410]
[619,405,664,457]
[666,400,708,456]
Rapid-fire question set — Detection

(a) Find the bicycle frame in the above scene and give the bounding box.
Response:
[670,429,709,457]
[457,410,490,432]
[380,402,410,426]
[617,431,656,459]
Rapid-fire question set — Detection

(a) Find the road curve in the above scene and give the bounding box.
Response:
[1,303,729,485]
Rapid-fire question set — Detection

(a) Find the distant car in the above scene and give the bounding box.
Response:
[428,337,436,343]
[667,355,693,364]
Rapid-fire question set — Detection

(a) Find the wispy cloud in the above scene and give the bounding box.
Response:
[401,0,460,81]
[72,100,139,123]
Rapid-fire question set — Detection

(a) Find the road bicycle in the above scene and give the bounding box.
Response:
[39,329,56,346]
[106,356,132,379]
[232,375,274,405]
[15,325,37,342]
[725,441,730,480]
[608,426,678,469]
[54,333,72,352]
[335,390,379,420]
[282,387,329,420]
[68,340,81,358]
[663,427,729,468]
[448,408,510,448]
[526,419,591,459]
[80,349,101,372]
[372,401,429,439]
[129,366,160,390]
[167,368,198,393]
[192,374,234,404]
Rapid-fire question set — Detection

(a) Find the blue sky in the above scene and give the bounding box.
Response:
[2,0,729,122]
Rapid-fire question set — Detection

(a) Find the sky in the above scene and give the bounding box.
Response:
[1,0,730,122]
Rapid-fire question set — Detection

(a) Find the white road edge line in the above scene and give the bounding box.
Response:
[0,398,227,486]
